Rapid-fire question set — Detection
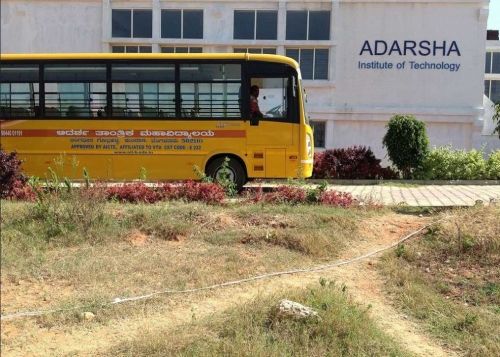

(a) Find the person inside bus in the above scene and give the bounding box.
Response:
[250,85,264,119]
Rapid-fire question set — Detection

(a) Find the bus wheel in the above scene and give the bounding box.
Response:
[206,157,247,190]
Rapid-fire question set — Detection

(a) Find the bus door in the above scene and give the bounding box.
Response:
[245,63,297,178]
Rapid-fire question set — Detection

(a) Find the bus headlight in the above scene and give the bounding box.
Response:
[306,134,313,158]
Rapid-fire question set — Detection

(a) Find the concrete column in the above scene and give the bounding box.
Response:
[152,0,160,51]
[278,0,286,45]
[326,119,335,148]
[102,0,111,52]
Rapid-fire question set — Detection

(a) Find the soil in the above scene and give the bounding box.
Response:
[1,213,457,357]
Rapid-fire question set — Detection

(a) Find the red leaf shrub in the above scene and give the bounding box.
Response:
[163,181,225,204]
[105,181,226,204]
[1,149,29,199]
[319,190,354,207]
[260,185,308,204]
[7,178,36,201]
[105,183,163,203]
[313,146,398,180]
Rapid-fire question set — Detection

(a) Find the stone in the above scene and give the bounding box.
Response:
[275,299,320,321]
[80,312,95,321]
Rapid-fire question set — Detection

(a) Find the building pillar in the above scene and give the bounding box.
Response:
[102,0,111,52]
[152,0,160,52]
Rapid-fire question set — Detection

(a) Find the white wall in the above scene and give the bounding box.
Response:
[1,0,103,53]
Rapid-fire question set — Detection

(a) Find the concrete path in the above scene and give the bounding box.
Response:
[330,185,500,207]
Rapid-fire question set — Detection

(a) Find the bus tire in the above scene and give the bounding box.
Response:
[206,156,247,190]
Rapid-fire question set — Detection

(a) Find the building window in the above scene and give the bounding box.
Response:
[112,9,152,38]
[112,45,152,53]
[492,52,500,74]
[486,52,492,73]
[286,11,330,41]
[161,47,203,53]
[161,10,203,39]
[233,11,278,40]
[234,48,276,54]
[286,48,329,80]
[310,121,326,148]
[487,80,500,103]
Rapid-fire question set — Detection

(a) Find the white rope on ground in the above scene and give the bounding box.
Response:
[1,220,440,321]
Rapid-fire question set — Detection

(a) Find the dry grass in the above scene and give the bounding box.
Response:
[104,280,410,357]
[379,205,500,356]
[1,199,379,321]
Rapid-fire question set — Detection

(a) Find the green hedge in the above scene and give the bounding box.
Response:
[415,147,500,180]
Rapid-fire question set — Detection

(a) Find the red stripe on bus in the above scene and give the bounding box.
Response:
[0,129,247,138]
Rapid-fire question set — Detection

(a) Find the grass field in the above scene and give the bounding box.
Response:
[379,205,500,356]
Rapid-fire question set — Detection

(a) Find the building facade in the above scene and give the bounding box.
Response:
[1,0,498,158]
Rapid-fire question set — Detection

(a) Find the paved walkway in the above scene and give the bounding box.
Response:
[330,185,500,207]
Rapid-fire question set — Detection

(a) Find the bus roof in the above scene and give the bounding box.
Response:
[0,52,299,69]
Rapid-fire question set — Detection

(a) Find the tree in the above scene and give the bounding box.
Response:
[382,114,429,179]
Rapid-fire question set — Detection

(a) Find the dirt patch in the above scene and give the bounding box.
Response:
[125,230,149,247]
[1,213,453,357]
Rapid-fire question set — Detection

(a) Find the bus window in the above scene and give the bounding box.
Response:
[111,64,175,118]
[179,63,241,118]
[250,77,289,120]
[0,64,39,118]
[44,64,107,118]
[111,82,175,118]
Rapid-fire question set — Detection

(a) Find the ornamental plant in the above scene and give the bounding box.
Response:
[0,148,29,199]
[313,146,397,179]
[486,150,500,179]
[383,115,429,178]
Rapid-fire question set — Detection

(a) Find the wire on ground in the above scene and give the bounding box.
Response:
[1,220,440,321]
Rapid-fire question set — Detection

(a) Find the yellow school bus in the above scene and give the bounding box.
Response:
[0,53,313,187]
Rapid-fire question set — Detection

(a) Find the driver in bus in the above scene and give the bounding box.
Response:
[250,85,264,119]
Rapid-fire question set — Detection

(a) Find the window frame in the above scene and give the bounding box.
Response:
[285,48,329,80]
[111,9,153,39]
[285,10,331,41]
[309,120,326,148]
[161,9,204,39]
[0,59,300,122]
[233,10,278,40]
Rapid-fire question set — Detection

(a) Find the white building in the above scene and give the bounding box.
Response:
[1,0,498,158]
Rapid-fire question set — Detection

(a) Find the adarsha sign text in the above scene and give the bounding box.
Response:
[359,40,461,57]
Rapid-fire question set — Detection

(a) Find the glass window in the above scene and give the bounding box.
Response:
[112,64,175,81]
[179,63,241,118]
[133,10,152,38]
[112,9,131,38]
[234,11,254,40]
[314,49,329,80]
[256,11,277,40]
[0,64,39,82]
[44,64,106,81]
[161,46,203,53]
[180,64,241,82]
[286,11,307,40]
[112,46,125,53]
[161,10,181,38]
[309,11,330,40]
[310,121,326,148]
[492,53,500,74]
[112,83,176,118]
[44,83,106,118]
[0,83,39,118]
[485,52,492,73]
[250,77,289,120]
[234,48,277,54]
[300,49,314,80]
[485,80,491,98]
[491,80,500,103]
[183,10,203,39]
[286,48,329,80]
